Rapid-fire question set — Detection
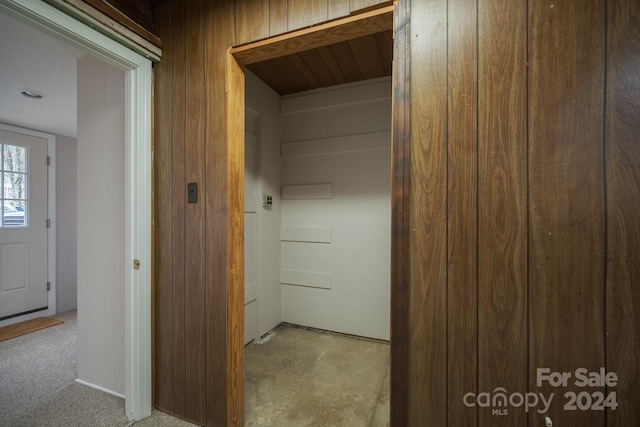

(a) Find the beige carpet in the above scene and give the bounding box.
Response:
[0,311,196,427]
[0,316,63,342]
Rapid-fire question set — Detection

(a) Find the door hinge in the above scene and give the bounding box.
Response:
[47,282,51,291]
[47,156,51,166]
[46,219,51,228]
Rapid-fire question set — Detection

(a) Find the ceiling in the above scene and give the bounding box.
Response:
[0,8,392,137]
[0,11,84,138]
[246,29,393,96]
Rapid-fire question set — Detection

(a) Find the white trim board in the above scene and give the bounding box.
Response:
[75,378,126,400]
[0,0,153,421]
[0,123,56,328]
[281,131,391,158]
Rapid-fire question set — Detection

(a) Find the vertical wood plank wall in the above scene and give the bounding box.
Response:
[151,0,640,425]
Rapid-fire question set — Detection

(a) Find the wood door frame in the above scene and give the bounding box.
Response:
[227,2,410,424]
[0,0,153,421]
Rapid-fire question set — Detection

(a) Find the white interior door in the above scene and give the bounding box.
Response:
[244,131,259,344]
[0,129,48,320]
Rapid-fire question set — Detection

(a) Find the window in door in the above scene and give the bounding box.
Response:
[1,143,28,228]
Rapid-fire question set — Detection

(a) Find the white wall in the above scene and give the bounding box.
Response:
[55,135,77,313]
[245,71,282,338]
[76,55,125,395]
[280,78,391,340]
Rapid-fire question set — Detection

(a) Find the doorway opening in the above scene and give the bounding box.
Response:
[229,3,409,424]
[0,0,153,420]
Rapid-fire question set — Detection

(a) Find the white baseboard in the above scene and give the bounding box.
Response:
[75,378,125,399]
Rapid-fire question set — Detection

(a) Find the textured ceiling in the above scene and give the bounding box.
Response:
[0,11,84,138]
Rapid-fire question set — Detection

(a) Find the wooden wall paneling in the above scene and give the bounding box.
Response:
[96,0,154,32]
[350,0,382,13]
[203,0,236,425]
[235,0,269,46]
[269,0,288,37]
[348,35,384,80]
[328,0,349,20]
[184,0,207,421]
[116,0,153,30]
[231,6,393,66]
[390,0,409,424]
[287,0,328,32]
[606,0,640,424]
[408,0,447,424]
[226,52,245,427]
[477,0,528,425]
[528,0,606,425]
[447,0,478,424]
[74,0,160,45]
[153,0,174,413]
[170,0,187,417]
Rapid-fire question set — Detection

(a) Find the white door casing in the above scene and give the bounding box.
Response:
[244,130,259,344]
[0,0,152,421]
[0,129,48,320]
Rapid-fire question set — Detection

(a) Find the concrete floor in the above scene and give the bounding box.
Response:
[244,324,390,427]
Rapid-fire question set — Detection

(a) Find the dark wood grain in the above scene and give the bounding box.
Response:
[235,0,269,46]
[287,53,323,89]
[408,0,448,424]
[447,0,478,424]
[152,0,173,413]
[328,42,362,82]
[390,1,409,425]
[271,56,312,94]
[375,30,392,77]
[316,45,348,85]
[246,61,287,94]
[170,0,187,416]
[298,49,339,88]
[100,0,153,32]
[529,0,606,425]
[477,0,528,425]
[75,0,159,45]
[287,0,327,31]
[606,0,640,425]
[184,0,206,421]
[348,34,384,80]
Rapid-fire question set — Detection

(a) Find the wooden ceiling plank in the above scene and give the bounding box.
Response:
[376,30,393,76]
[246,62,287,95]
[269,56,312,94]
[298,49,339,87]
[316,45,349,85]
[288,53,324,89]
[230,5,394,66]
[328,41,363,82]
[349,34,385,80]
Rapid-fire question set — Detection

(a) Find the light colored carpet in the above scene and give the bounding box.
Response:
[0,311,195,427]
